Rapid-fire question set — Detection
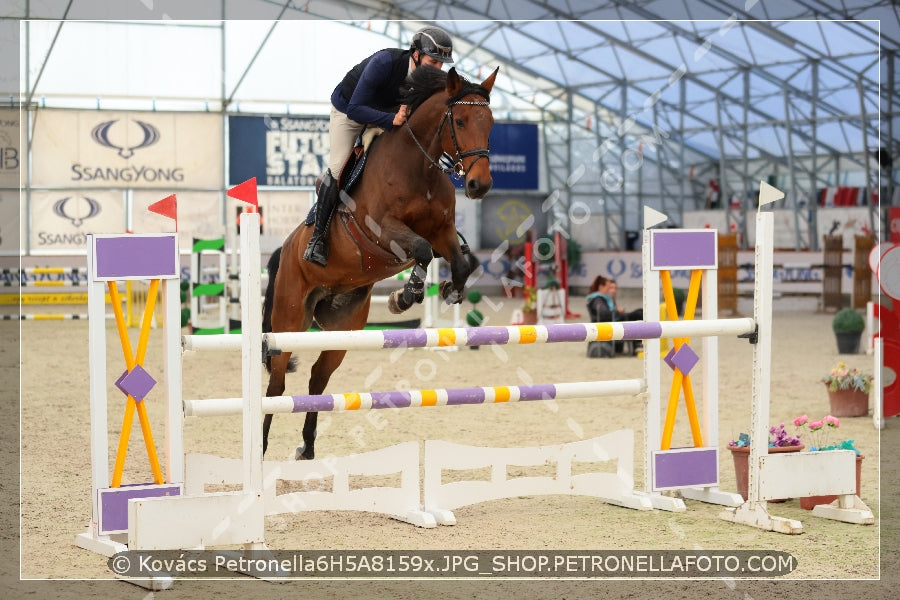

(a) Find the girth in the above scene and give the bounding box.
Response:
[337,210,409,272]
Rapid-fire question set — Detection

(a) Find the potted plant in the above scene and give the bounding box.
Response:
[792,414,864,510]
[727,425,804,502]
[520,285,538,325]
[466,289,485,349]
[821,362,873,417]
[831,308,865,354]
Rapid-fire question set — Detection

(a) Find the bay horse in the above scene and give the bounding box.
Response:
[262,66,498,459]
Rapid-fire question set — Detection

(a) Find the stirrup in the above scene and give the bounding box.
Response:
[303,237,329,267]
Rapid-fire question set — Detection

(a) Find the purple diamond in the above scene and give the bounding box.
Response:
[671,344,700,375]
[663,347,677,371]
[115,365,157,402]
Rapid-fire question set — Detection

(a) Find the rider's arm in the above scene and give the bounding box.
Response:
[344,50,402,130]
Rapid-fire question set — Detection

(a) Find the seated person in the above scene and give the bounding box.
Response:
[585,276,642,358]
[586,275,615,323]
[586,276,643,322]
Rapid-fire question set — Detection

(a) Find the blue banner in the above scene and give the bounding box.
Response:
[229,116,538,190]
[481,122,539,191]
[229,115,328,187]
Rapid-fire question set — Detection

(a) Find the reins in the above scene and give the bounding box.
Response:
[404,97,491,179]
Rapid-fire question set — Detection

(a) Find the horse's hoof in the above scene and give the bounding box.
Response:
[387,291,404,314]
[294,445,314,461]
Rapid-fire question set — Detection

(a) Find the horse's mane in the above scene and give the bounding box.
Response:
[401,66,491,114]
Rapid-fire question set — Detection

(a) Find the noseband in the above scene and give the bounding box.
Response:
[405,98,491,179]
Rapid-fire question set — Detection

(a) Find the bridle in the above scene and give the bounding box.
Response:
[405,96,491,179]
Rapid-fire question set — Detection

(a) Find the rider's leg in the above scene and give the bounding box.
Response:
[303,170,340,266]
[303,107,361,267]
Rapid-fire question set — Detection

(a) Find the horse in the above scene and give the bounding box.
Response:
[262,65,499,459]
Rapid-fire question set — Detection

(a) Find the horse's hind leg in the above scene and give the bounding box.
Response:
[295,349,348,460]
[263,352,293,455]
[297,289,373,460]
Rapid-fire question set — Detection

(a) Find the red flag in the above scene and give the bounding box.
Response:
[228,177,258,208]
[148,194,177,230]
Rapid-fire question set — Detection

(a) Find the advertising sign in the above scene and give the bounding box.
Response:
[29,190,124,253]
[229,115,328,187]
[0,108,20,189]
[31,110,222,189]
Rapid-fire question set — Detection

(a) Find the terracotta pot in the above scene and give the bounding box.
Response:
[520,309,538,325]
[799,454,864,510]
[826,384,869,417]
[728,444,805,502]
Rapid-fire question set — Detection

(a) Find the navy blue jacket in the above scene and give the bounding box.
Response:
[331,48,412,131]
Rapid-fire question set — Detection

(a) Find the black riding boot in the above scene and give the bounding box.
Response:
[303,170,340,266]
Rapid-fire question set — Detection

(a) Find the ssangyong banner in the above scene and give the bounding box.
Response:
[229,115,328,187]
[29,190,125,253]
[31,110,223,189]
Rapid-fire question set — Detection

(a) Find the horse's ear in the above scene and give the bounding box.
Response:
[480,67,499,93]
[446,67,462,96]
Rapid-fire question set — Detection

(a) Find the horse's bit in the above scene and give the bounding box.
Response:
[405,99,491,179]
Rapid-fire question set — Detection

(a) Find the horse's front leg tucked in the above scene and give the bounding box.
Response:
[387,237,432,314]
[438,243,479,305]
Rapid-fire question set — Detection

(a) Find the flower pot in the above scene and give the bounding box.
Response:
[728,444,804,502]
[799,454,864,510]
[520,310,538,325]
[834,331,861,354]
[826,384,869,417]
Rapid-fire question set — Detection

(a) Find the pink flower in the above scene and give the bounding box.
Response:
[793,415,809,427]
[809,420,824,431]
[824,415,840,428]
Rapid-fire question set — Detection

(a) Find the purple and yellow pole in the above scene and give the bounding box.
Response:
[659,269,704,450]
[108,280,164,487]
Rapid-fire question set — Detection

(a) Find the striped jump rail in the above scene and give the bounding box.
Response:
[4,313,90,320]
[3,267,88,275]
[181,318,757,353]
[4,280,87,287]
[183,379,645,417]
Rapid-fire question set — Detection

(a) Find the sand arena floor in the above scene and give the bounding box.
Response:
[11,291,898,598]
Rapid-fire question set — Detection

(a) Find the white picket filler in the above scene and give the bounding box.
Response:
[720,209,875,534]
[423,430,645,526]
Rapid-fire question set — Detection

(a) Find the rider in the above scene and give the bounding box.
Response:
[303,26,456,266]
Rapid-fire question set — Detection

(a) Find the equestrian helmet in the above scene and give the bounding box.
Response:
[411,26,454,63]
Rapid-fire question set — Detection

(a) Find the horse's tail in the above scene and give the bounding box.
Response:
[262,246,280,336]
[262,246,297,374]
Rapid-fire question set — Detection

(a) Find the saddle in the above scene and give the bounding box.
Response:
[307,126,384,227]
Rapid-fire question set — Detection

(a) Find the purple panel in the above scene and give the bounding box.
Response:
[94,235,178,279]
[371,390,412,409]
[98,483,181,534]
[663,347,677,371]
[292,395,334,412]
[651,230,717,269]
[114,365,157,401]
[653,448,718,490]
[621,321,662,340]
[465,327,511,346]
[545,324,590,343]
[382,329,428,348]
[671,344,700,375]
[517,384,558,401]
[446,387,488,405]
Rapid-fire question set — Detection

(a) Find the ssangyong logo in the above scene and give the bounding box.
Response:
[53,196,101,227]
[71,118,184,183]
[91,119,160,159]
